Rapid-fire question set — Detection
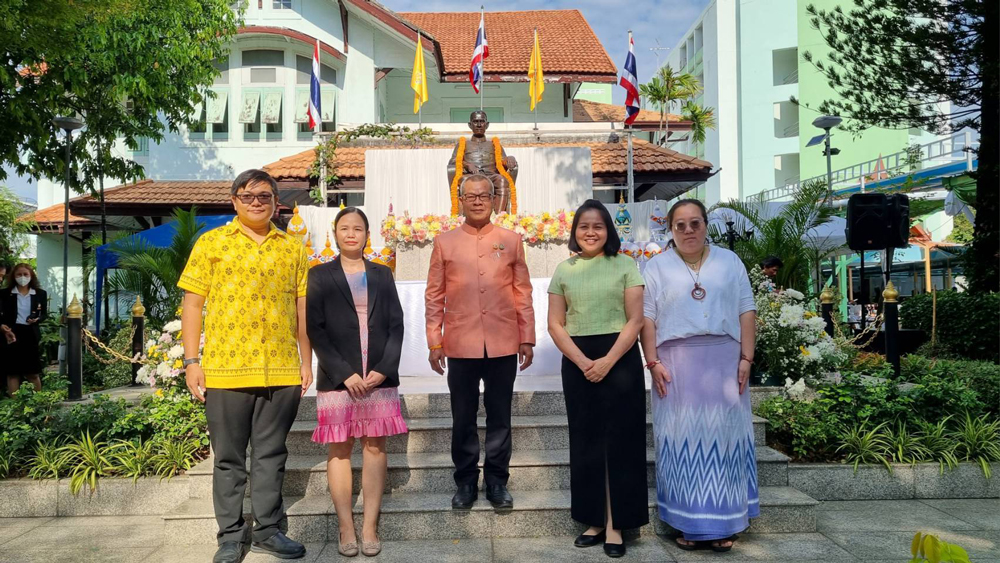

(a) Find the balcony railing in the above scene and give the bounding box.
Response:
[757,130,979,202]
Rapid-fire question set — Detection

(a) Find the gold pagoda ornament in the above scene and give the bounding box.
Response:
[305,237,321,268]
[320,235,337,263]
[287,204,308,242]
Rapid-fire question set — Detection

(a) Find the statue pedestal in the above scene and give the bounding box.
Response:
[394,240,569,281]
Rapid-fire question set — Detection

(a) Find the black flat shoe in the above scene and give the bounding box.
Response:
[603,541,626,558]
[213,541,247,563]
[250,532,305,559]
[452,484,478,510]
[485,484,514,512]
[574,529,606,547]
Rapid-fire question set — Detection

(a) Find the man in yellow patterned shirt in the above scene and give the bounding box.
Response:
[179,169,312,563]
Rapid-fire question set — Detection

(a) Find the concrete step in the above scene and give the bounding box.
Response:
[163,486,818,544]
[296,387,782,421]
[285,415,768,456]
[189,444,789,498]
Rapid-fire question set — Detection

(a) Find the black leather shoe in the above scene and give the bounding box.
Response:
[213,541,247,563]
[485,484,514,511]
[250,532,305,559]
[452,484,478,510]
[604,541,626,558]
[574,529,606,547]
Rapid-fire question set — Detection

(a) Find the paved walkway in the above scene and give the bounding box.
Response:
[0,499,996,562]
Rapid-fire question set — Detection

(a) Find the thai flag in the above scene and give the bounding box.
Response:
[469,12,489,93]
[308,39,322,132]
[619,33,640,126]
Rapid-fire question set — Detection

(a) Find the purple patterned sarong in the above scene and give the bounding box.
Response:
[652,334,758,541]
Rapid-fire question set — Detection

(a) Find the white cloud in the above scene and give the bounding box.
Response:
[381,0,711,104]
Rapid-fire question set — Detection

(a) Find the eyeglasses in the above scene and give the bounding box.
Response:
[672,219,705,233]
[461,193,494,203]
[235,193,274,205]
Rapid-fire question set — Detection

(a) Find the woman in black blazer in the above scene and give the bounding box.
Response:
[306,207,406,557]
[2,263,47,394]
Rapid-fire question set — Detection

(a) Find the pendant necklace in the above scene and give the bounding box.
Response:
[676,247,707,301]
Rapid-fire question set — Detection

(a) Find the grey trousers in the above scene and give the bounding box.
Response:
[206,386,301,545]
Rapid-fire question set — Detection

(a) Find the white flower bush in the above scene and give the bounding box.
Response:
[752,267,846,383]
[136,318,203,391]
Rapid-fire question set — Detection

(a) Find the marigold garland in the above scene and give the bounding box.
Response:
[493,137,517,214]
[449,137,466,216]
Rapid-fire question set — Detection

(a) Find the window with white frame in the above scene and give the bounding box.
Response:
[273,0,291,8]
[241,50,284,141]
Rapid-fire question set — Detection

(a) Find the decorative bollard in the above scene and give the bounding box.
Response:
[131,296,145,386]
[66,294,84,401]
[882,281,901,379]
[820,286,835,337]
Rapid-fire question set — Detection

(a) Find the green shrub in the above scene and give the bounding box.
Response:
[899,291,1000,362]
[110,439,157,484]
[141,390,209,447]
[915,417,959,473]
[26,440,70,480]
[884,421,931,465]
[153,438,201,480]
[59,431,114,495]
[952,413,1000,478]
[755,396,843,461]
[90,327,137,390]
[837,421,892,473]
[0,386,64,463]
[901,355,999,417]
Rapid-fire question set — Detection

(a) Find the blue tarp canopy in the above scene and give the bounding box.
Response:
[94,215,233,333]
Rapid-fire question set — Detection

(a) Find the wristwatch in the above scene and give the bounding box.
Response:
[182,358,200,368]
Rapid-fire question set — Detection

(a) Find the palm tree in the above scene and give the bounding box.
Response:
[682,101,717,146]
[640,65,701,146]
[709,181,837,291]
[104,208,207,326]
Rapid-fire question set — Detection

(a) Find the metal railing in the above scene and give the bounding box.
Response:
[782,68,798,85]
[780,122,800,138]
[757,130,978,202]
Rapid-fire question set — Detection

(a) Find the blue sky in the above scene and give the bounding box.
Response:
[383,0,711,104]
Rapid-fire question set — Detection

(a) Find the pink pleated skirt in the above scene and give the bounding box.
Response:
[311,387,408,444]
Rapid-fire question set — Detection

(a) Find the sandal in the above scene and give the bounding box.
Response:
[675,537,702,551]
[711,535,738,553]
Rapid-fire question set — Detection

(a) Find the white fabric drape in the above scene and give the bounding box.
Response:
[297,205,367,251]
[364,146,594,247]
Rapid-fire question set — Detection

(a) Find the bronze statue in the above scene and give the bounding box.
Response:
[447,111,519,215]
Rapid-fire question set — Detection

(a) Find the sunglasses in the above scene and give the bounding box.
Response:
[672,219,705,233]
[235,192,274,205]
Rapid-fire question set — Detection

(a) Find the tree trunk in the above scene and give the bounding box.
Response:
[968,0,999,292]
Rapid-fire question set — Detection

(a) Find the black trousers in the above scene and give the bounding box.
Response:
[562,334,649,530]
[447,354,517,487]
[206,385,301,545]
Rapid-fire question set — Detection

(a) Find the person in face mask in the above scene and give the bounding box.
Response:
[2,263,47,394]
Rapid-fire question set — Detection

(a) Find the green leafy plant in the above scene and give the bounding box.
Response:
[755,395,843,461]
[884,421,932,465]
[89,326,140,390]
[110,439,157,484]
[837,421,892,473]
[910,532,971,563]
[0,439,16,479]
[152,438,201,480]
[59,431,114,495]
[900,292,1000,362]
[914,418,960,474]
[26,439,70,480]
[951,413,1000,478]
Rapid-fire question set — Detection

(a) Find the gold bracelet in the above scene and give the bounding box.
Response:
[429,344,443,351]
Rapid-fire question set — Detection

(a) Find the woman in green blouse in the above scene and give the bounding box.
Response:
[547,199,648,558]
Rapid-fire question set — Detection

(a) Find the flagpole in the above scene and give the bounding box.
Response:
[627,29,635,205]
[480,6,485,111]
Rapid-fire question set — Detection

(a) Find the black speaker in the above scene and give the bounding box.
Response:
[887,194,910,248]
[846,193,889,250]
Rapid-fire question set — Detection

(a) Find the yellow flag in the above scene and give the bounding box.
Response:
[411,36,429,114]
[528,30,544,111]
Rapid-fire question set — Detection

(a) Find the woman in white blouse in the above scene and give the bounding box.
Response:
[639,199,758,553]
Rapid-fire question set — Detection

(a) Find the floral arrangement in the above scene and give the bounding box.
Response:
[136,319,202,392]
[381,209,575,247]
[751,267,846,383]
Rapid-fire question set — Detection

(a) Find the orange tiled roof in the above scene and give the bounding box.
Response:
[19,203,93,230]
[264,139,711,182]
[73,179,234,206]
[573,99,682,125]
[399,10,617,82]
